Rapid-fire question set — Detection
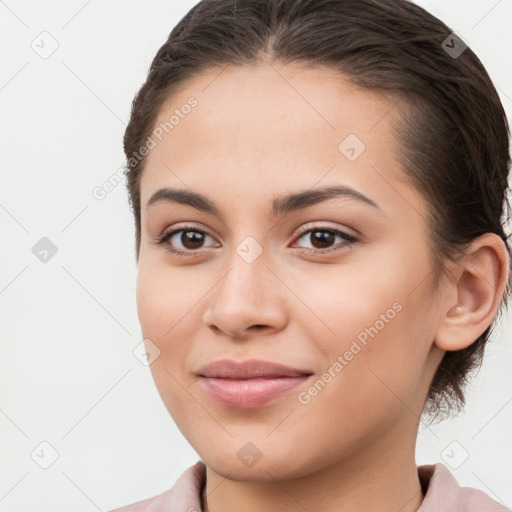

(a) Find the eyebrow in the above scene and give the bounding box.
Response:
[145,185,382,218]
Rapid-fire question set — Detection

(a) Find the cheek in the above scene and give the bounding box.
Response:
[293,254,433,406]
[135,265,204,396]
[136,264,197,337]
[135,266,202,419]
[289,302,426,460]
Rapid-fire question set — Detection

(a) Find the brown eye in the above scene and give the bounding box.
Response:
[308,230,336,249]
[156,226,218,256]
[293,227,358,253]
[176,230,206,250]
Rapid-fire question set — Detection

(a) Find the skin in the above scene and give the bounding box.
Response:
[135,61,510,512]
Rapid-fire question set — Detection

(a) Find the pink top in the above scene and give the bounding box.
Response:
[110,460,510,511]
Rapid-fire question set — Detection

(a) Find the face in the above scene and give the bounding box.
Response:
[136,62,446,480]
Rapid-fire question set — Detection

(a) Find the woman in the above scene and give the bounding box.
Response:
[111,0,511,510]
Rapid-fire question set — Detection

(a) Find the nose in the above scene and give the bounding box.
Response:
[201,250,288,339]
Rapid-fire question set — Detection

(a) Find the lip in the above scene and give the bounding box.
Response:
[196,358,313,379]
[196,358,313,409]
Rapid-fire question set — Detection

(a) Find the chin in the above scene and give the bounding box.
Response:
[200,441,313,482]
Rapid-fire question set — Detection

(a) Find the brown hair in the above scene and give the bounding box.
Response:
[123,0,512,423]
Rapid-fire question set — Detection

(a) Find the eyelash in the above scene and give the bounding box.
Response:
[154,224,358,258]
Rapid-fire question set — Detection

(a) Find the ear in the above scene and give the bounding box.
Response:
[434,233,510,351]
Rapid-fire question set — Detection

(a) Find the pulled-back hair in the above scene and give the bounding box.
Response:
[123,0,512,423]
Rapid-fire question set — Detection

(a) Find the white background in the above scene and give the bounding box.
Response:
[0,0,511,510]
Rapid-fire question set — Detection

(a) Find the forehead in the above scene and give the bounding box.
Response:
[149,62,397,150]
[139,61,425,220]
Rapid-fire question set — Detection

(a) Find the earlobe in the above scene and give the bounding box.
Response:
[434,233,510,352]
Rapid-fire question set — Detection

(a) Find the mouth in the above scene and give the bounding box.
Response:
[196,358,313,409]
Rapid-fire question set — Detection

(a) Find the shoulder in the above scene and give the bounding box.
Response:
[418,462,509,512]
[109,460,207,512]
